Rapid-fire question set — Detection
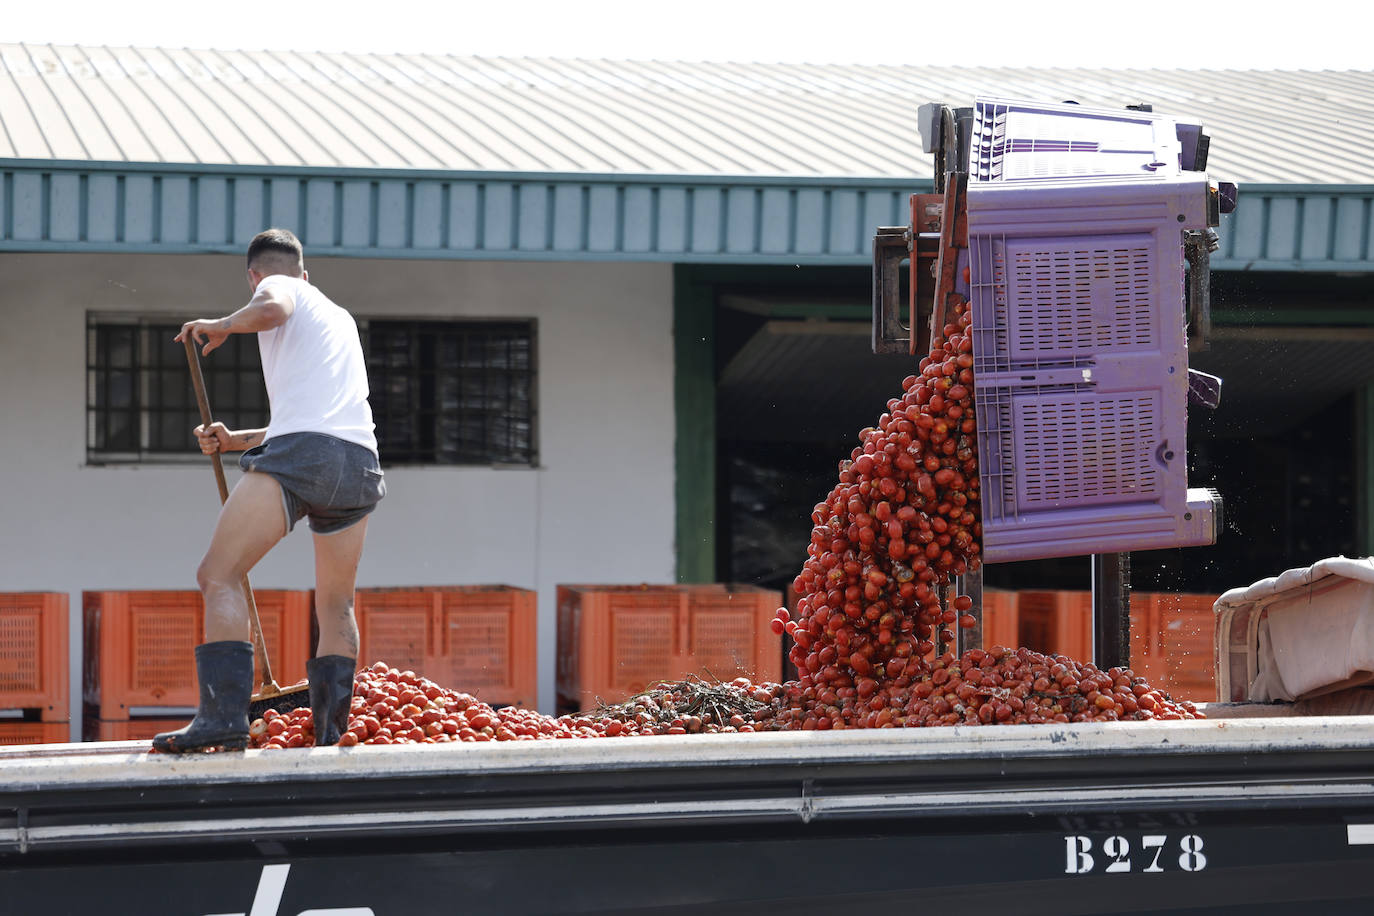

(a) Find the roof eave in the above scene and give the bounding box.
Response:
[0,160,1368,272]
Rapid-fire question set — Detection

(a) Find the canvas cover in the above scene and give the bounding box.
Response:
[1214,556,1374,702]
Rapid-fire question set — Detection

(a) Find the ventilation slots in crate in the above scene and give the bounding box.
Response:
[556,584,782,715]
[353,586,537,709]
[0,593,68,723]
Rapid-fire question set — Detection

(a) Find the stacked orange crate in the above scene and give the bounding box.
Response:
[990,589,1214,703]
[556,584,781,715]
[82,589,311,739]
[1015,591,1094,661]
[0,593,70,745]
[1133,592,1217,702]
[354,586,537,708]
[557,584,679,715]
[1131,594,1164,687]
[979,589,1019,650]
[689,586,781,685]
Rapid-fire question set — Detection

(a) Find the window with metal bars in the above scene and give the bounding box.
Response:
[86,317,268,462]
[361,319,537,466]
[86,315,537,467]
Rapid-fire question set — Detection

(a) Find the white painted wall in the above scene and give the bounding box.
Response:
[0,252,678,734]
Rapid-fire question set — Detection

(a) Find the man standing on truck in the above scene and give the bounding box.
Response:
[153,228,385,753]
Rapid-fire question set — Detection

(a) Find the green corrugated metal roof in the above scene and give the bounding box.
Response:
[5,45,1373,184]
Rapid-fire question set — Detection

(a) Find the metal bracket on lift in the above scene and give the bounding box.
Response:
[873,103,973,357]
[872,225,913,355]
[1185,229,1215,353]
[871,174,968,357]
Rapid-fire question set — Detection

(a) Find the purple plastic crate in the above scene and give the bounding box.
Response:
[967,175,1221,563]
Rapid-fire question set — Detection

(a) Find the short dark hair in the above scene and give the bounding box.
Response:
[247,228,304,276]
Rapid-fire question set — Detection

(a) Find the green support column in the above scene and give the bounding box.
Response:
[1357,383,1374,557]
[674,267,716,583]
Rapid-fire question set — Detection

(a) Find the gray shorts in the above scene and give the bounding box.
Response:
[239,433,386,535]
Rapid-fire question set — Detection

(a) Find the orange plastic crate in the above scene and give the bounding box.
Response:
[979,589,1019,651]
[0,721,72,745]
[989,589,1144,665]
[83,590,311,718]
[0,592,69,721]
[84,716,188,742]
[354,586,537,708]
[1016,591,1094,661]
[988,589,1213,702]
[1133,592,1217,702]
[556,584,783,715]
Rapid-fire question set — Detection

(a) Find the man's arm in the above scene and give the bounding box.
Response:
[196,423,268,454]
[174,283,296,355]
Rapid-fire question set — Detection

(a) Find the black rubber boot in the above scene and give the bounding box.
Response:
[307,655,356,746]
[152,641,253,753]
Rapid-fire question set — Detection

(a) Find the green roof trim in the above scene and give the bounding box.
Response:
[0,160,1369,273]
[1217,184,1374,272]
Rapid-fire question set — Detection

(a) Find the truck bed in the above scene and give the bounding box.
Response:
[4,712,1374,914]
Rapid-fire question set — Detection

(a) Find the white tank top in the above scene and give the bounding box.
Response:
[254,274,378,455]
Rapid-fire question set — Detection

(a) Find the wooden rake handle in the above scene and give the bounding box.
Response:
[183,335,278,694]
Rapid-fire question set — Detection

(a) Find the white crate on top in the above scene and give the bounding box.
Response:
[970,97,1197,183]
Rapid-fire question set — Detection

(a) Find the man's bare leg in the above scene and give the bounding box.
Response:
[154,471,285,753]
[309,518,368,745]
[312,517,368,658]
[197,471,288,643]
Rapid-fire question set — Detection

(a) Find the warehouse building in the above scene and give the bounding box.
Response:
[1,45,1371,726]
